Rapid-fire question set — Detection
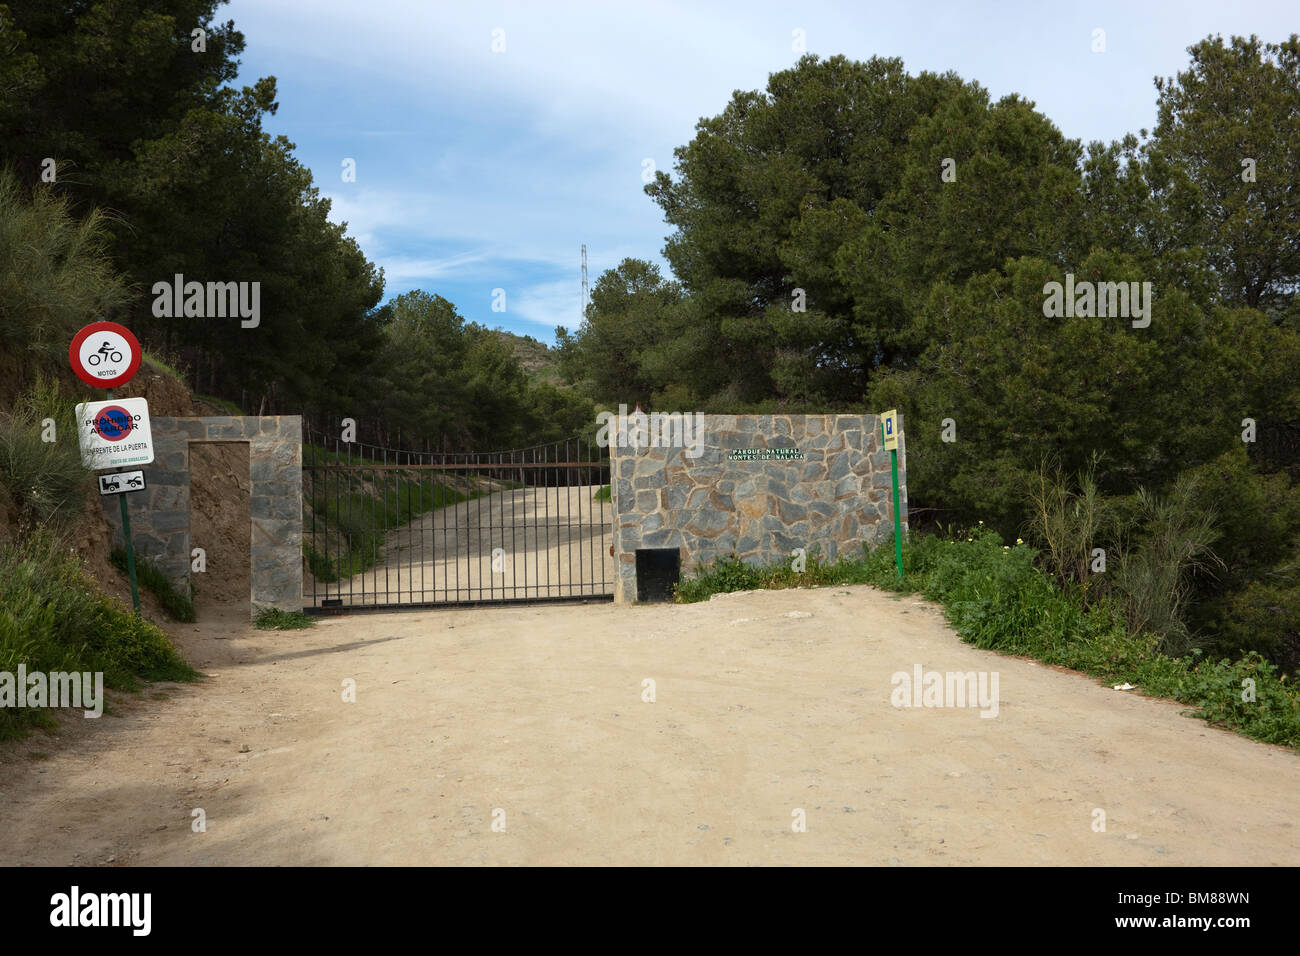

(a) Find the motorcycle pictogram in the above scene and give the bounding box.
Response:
[87,341,124,366]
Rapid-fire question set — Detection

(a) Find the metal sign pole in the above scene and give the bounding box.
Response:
[105,386,141,615]
[891,445,903,581]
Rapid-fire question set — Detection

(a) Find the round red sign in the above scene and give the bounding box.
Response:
[69,321,142,389]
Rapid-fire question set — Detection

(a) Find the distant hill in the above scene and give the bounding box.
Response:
[492,329,565,386]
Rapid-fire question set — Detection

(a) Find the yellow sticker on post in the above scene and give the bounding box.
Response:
[881,409,900,451]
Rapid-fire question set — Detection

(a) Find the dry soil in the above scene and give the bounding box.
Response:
[2,585,1297,866]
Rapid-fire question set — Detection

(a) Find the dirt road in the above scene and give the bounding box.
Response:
[307,483,613,606]
[2,586,1297,865]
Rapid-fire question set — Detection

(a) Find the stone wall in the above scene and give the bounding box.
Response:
[610,413,906,603]
[100,416,303,617]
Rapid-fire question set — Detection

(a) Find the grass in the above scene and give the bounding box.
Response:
[0,366,196,743]
[674,544,872,602]
[109,547,196,622]
[675,527,1300,751]
[594,484,611,502]
[254,608,316,630]
[142,350,188,383]
[0,374,93,527]
[0,168,126,359]
[303,443,391,467]
[304,541,335,582]
[0,531,199,741]
[193,393,243,415]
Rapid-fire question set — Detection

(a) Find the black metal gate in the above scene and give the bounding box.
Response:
[303,433,613,611]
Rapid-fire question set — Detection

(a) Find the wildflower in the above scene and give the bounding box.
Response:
[1015,538,1023,546]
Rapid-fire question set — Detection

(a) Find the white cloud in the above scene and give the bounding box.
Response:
[379,251,494,285]
[228,0,784,147]
[511,279,584,329]
[224,0,1300,336]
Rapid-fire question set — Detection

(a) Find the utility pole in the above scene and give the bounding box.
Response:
[581,243,588,322]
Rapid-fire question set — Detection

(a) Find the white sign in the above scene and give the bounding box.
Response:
[98,471,146,496]
[75,398,155,469]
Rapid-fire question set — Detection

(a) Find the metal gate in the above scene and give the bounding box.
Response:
[303,432,613,611]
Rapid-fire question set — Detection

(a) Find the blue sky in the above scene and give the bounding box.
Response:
[221,0,1296,345]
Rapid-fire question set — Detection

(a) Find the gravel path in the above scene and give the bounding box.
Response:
[2,586,1296,865]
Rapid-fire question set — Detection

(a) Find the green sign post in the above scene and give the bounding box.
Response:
[116,469,141,611]
[881,409,904,581]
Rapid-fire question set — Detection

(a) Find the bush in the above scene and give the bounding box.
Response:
[673,545,874,602]
[1198,578,1300,676]
[304,541,338,583]
[0,531,198,740]
[0,167,126,359]
[109,547,196,622]
[0,374,92,529]
[1024,453,1115,597]
[1111,474,1223,657]
[1179,448,1300,668]
[254,608,316,630]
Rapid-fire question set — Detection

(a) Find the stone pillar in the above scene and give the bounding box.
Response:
[99,415,304,619]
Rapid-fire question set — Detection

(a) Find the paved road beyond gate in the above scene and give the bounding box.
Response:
[303,434,613,611]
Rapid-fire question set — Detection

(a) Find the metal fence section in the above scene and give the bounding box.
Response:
[303,432,613,611]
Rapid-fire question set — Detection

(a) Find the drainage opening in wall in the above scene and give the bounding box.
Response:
[635,548,681,603]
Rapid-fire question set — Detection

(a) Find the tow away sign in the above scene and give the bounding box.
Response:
[75,397,155,469]
[98,470,146,496]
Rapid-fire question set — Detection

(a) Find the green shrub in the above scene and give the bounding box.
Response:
[0,374,92,528]
[1178,448,1300,668]
[304,541,338,583]
[143,351,189,384]
[674,544,875,603]
[0,531,198,740]
[1111,474,1223,657]
[254,608,316,630]
[109,547,196,622]
[0,168,127,359]
[1024,453,1116,598]
[1197,578,1300,676]
[193,393,243,415]
[1170,653,1300,749]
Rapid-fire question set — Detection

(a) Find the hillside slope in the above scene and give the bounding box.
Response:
[1,350,248,620]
